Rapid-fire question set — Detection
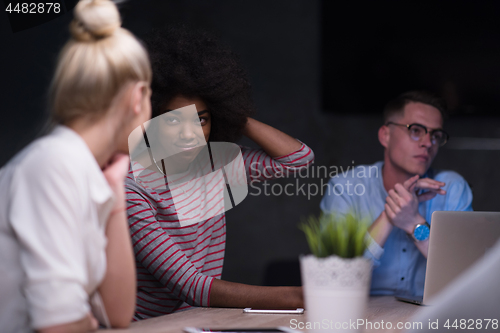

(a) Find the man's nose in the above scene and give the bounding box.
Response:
[420,132,433,148]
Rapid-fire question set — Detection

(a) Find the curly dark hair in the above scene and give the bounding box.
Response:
[145,25,255,142]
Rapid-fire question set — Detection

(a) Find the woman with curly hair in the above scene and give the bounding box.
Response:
[125,26,314,319]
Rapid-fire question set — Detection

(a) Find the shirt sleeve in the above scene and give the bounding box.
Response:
[319,177,353,216]
[126,182,212,307]
[428,172,474,221]
[444,174,473,212]
[320,177,383,266]
[241,141,314,182]
[9,155,89,329]
[363,233,384,267]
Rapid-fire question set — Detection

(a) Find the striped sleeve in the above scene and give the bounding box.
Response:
[125,181,213,307]
[241,140,314,181]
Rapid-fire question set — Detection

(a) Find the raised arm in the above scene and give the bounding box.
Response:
[383,176,447,258]
[98,154,136,328]
[240,118,314,182]
[242,117,302,157]
[320,175,393,265]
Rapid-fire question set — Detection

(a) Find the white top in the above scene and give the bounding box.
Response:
[0,126,114,331]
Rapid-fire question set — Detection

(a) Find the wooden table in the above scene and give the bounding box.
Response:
[107,296,421,333]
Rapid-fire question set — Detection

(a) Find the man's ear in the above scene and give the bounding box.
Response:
[378,125,390,148]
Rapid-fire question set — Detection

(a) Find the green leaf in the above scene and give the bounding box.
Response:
[298,212,369,258]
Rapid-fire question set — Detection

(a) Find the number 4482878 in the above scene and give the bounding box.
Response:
[5,2,61,14]
[444,319,498,330]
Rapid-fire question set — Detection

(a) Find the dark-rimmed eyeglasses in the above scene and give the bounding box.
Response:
[385,122,449,147]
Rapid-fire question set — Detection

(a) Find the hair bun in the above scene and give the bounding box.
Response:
[70,0,121,42]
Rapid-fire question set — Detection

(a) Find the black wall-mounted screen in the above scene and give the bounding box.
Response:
[321,1,500,116]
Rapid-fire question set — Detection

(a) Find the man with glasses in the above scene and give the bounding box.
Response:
[320,90,473,297]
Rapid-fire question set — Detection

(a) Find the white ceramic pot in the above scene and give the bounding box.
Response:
[300,255,372,333]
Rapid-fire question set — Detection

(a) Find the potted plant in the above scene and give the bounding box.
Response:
[299,213,372,333]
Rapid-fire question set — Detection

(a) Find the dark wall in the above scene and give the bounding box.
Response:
[2,0,499,287]
[1,9,69,167]
[322,1,500,116]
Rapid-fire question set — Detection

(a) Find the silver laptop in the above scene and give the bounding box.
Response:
[396,211,500,305]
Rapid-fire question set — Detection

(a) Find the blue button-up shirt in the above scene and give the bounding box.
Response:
[320,161,473,296]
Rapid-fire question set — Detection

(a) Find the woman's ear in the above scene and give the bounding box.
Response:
[130,81,150,117]
[378,125,390,148]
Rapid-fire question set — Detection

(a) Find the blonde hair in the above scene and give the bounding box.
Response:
[50,0,152,124]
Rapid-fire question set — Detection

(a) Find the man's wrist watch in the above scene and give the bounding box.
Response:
[410,222,430,242]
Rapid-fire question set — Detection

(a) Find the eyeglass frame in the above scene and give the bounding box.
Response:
[385,122,449,147]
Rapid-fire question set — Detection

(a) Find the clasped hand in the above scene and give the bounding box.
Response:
[102,153,130,210]
[384,175,446,234]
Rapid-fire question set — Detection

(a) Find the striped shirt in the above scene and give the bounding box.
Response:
[125,142,314,320]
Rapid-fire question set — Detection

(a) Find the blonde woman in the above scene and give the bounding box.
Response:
[0,0,151,332]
